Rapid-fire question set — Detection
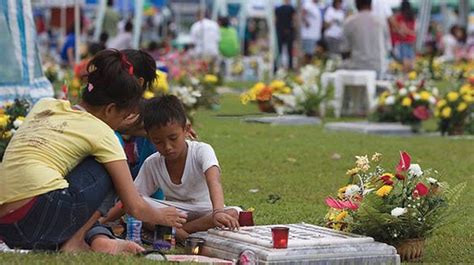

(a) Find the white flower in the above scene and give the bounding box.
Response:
[408,164,423,177]
[345,185,361,197]
[413,93,421,100]
[409,85,417,92]
[391,207,407,217]
[10,128,16,134]
[363,188,375,195]
[399,88,408,96]
[385,96,395,105]
[432,87,439,97]
[190,77,200,85]
[13,119,23,128]
[429,96,437,105]
[427,177,438,184]
[355,155,370,172]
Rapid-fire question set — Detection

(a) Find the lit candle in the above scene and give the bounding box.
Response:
[192,246,200,255]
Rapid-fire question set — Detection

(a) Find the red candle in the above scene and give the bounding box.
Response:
[239,211,254,226]
[271,227,289,249]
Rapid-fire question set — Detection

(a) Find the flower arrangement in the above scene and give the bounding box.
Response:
[239,80,292,113]
[0,99,31,161]
[372,79,438,131]
[324,151,465,260]
[435,81,474,135]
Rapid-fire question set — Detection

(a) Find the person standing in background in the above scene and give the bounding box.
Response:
[392,0,416,72]
[102,0,120,39]
[301,0,322,65]
[275,0,296,71]
[190,10,220,59]
[323,0,345,56]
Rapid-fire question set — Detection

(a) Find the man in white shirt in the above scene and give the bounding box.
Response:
[190,11,220,58]
[301,0,322,64]
[107,20,133,50]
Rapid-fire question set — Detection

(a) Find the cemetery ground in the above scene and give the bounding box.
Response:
[1,94,473,264]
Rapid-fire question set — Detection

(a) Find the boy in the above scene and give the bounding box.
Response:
[135,95,239,239]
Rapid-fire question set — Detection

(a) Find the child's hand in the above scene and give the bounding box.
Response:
[157,207,187,228]
[213,212,239,230]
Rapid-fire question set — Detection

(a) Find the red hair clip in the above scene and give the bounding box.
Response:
[119,52,134,75]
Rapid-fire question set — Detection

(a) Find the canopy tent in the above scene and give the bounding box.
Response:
[0,0,53,106]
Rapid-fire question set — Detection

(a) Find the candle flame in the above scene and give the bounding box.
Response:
[192,246,200,255]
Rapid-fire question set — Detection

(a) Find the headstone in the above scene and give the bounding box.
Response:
[191,223,400,264]
[244,115,321,126]
[325,121,414,135]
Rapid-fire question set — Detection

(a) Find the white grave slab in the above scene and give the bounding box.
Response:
[325,121,414,135]
[191,223,400,264]
[244,115,321,126]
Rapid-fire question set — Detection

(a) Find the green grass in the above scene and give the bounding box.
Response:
[2,94,473,264]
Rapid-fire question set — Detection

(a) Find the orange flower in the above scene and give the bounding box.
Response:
[256,86,273,101]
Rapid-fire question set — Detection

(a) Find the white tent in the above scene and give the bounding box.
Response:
[0,0,53,106]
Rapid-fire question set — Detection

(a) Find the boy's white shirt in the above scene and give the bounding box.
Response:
[134,140,219,210]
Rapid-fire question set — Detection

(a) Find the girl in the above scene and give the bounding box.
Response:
[392,0,416,72]
[0,49,187,254]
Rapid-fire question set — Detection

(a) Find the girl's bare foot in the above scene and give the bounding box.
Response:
[90,235,144,255]
[60,238,91,253]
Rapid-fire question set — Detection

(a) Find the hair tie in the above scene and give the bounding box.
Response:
[119,52,134,76]
[88,83,94,92]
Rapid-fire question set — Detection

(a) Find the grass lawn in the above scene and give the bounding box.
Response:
[1,93,473,264]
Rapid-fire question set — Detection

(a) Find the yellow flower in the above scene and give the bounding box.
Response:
[376,185,393,197]
[204,74,218,84]
[16,116,25,121]
[338,186,348,194]
[436,99,447,108]
[280,86,292,94]
[420,91,431,101]
[240,93,251,105]
[71,78,81,90]
[402,97,412,107]
[143,90,155,99]
[152,70,169,94]
[408,71,417,80]
[252,82,266,92]
[246,207,255,212]
[269,80,285,90]
[447,91,459,102]
[335,211,348,221]
[457,102,468,112]
[460,84,472,95]
[463,94,473,103]
[0,114,10,128]
[441,107,452,118]
[346,167,360,176]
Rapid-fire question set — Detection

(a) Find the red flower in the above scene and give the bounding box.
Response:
[396,80,404,89]
[380,174,395,185]
[396,151,411,173]
[413,183,429,197]
[413,106,430,120]
[395,173,405,180]
[325,197,359,210]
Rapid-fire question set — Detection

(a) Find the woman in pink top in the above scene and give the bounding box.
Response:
[392,0,416,73]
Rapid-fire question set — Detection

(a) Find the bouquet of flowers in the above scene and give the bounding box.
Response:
[372,79,438,131]
[435,81,474,135]
[324,151,465,257]
[0,99,31,161]
[240,80,292,113]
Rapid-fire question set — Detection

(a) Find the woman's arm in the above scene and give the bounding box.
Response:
[103,160,187,227]
[205,166,239,229]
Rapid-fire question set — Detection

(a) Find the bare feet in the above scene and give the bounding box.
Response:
[90,235,145,255]
[60,238,91,253]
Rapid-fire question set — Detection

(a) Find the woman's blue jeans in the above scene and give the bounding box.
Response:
[0,157,115,250]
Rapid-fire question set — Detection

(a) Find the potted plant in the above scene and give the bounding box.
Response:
[436,82,474,136]
[324,152,465,262]
[240,81,292,113]
[372,79,438,132]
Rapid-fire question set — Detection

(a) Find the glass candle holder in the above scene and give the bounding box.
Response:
[238,211,254,226]
[271,226,289,249]
[185,237,206,255]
